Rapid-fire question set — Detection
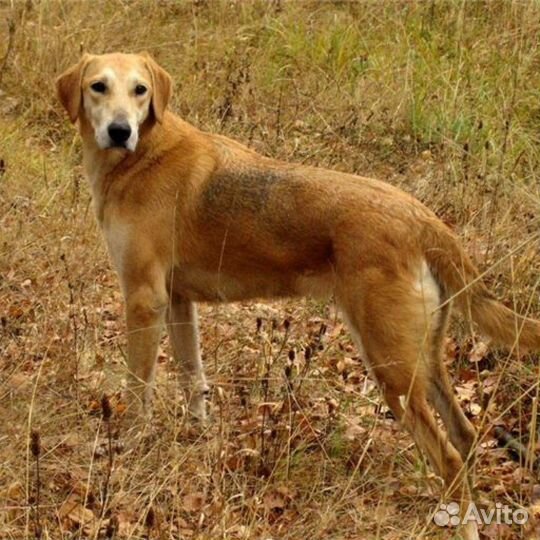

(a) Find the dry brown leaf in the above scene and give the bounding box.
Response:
[58,494,96,534]
[257,401,279,415]
[336,357,355,374]
[456,380,476,404]
[469,340,489,363]
[0,481,23,501]
[5,372,30,392]
[263,485,295,515]
[444,336,458,360]
[469,402,482,416]
[264,491,286,512]
[482,522,514,539]
[183,492,205,513]
[115,401,127,416]
[343,419,367,441]
[115,510,134,537]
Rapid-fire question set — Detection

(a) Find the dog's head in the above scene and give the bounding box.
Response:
[56,52,172,152]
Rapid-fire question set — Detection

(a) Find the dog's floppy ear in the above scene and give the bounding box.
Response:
[56,54,92,123]
[142,53,172,123]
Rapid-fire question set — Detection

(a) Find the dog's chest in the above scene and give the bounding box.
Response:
[101,216,131,282]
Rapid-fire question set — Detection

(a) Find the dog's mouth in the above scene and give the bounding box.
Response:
[108,141,131,151]
[102,137,137,153]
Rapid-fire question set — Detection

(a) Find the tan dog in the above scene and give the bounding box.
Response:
[57,53,540,540]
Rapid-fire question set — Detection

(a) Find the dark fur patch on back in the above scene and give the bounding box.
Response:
[201,168,286,215]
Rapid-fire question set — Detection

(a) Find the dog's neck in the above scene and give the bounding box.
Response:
[79,114,170,221]
[78,112,212,223]
[81,142,124,190]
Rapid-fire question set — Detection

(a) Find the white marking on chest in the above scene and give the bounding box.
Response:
[103,217,131,279]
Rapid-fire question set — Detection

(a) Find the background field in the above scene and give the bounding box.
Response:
[1,1,540,539]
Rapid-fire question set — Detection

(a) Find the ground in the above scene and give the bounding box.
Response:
[1,1,540,539]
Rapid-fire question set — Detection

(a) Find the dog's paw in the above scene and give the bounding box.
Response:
[186,396,208,424]
[185,386,210,424]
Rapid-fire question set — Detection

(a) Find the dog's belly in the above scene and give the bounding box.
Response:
[170,265,335,302]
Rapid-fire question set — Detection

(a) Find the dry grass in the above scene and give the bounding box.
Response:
[1,1,540,539]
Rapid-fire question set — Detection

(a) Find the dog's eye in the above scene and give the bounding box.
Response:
[135,84,147,96]
[90,82,106,93]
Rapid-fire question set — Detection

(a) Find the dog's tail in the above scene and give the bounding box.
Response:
[422,219,540,351]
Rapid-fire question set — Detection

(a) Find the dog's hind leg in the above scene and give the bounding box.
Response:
[167,296,209,421]
[427,300,477,462]
[339,270,478,540]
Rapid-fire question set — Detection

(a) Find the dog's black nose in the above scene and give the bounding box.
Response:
[108,122,132,145]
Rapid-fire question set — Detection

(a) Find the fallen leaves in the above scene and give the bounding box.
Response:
[262,485,297,523]
[58,494,96,536]
[469,340,490,364]
[1,248,537,540]
[183,492,205,513]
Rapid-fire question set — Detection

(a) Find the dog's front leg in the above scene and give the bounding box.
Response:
[167,297,209,421]
[124,279,168,417]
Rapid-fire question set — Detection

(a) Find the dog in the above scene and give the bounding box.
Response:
[57,52,540,540]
